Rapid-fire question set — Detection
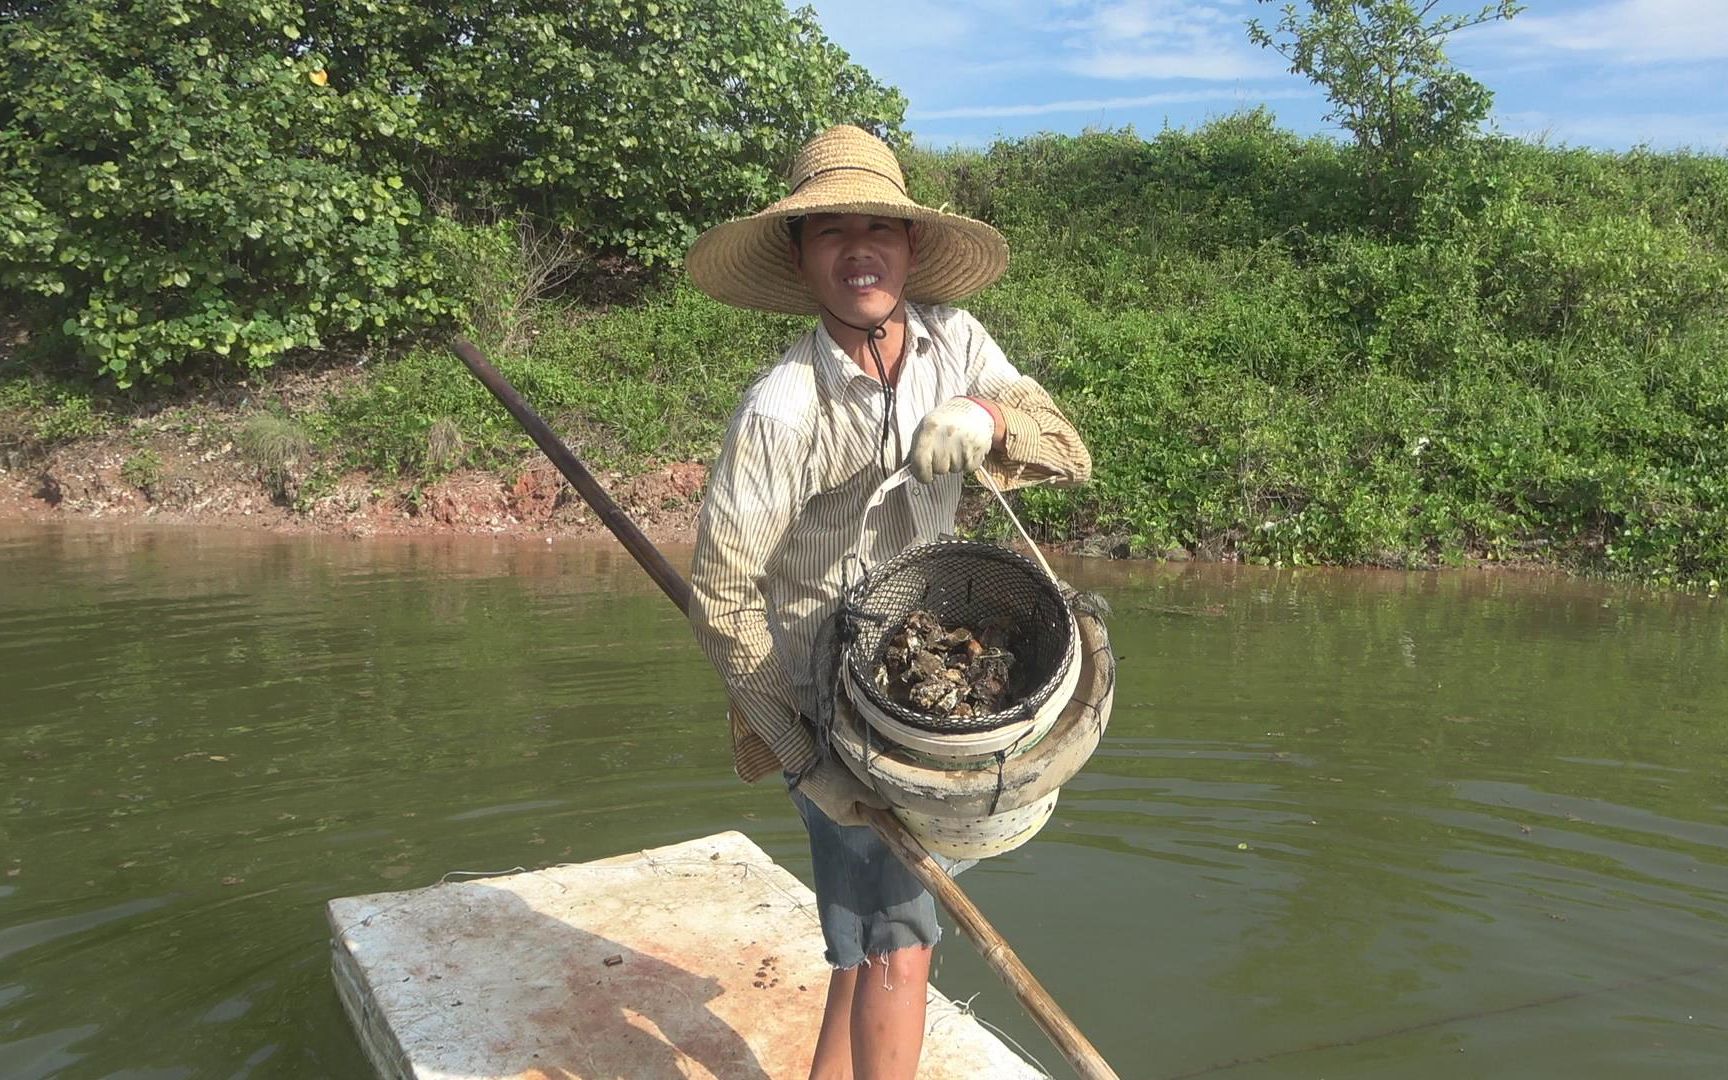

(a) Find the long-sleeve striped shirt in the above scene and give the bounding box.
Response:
[688,303,1091,804]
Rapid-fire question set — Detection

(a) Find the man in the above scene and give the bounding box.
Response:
[685,125,1091,1080]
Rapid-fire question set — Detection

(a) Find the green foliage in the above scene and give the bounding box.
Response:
[313,279,800,476]
[295,0,905,264]
[1249,1,1522,232]
[15,102,1718,583]
[0,0,902,383]
[0,370,110,443]
[0,1,456,383]
[121,449,162,493]
[918,121,1728,583]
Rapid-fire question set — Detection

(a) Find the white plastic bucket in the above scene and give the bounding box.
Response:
[896,792,1060,860]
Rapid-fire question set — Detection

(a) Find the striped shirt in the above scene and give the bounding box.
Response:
[688,303,1092,799]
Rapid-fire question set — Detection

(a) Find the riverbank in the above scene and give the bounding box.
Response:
[0,347,1687,579]
[8,127,1727,584]
[0,373,708,546]
[1,326,1142,555]
[0,433,1122,557]
[0,356,1050,553]
[0,424,1547,578]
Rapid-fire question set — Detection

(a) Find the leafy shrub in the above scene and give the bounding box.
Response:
[317,279,798,475]
[1306,233,1489,377]
[121,449,162,493]
[0,372,111,443]
[0,2,455,383]
[922,122,1728,581]
[1477,199,1728,349]
[298,0,905,265]
[1249,0,1520,234]
[0,0,903,382]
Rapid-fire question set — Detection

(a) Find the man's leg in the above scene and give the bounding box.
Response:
[851,944,932,1080]
[791,783,940,1080]
[808,944,932,1080]
[810,966,857,1078]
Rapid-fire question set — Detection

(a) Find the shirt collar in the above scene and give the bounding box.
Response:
[813,304,935,398]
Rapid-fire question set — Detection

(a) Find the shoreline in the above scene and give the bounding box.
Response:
[0,451,706,547]
[0,451,1577,587]
[0,373,1615,582]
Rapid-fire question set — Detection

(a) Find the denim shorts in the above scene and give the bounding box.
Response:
[789,784,942,970]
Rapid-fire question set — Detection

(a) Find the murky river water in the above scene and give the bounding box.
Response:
[2,524,1724,1079]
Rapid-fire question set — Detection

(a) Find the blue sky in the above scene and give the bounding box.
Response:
[806,0,1728,152]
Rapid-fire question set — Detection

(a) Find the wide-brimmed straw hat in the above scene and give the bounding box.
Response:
[686,125,1008,314]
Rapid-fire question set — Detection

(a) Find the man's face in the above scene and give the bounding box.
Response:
[790,213,918,329]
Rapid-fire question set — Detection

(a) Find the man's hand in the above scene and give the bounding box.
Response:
[794,757,890,828]
[908,397,999,483]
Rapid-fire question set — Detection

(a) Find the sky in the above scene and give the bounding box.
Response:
[806,0,1728,153]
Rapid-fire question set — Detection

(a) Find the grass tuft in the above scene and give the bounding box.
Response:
[235,413,311,501]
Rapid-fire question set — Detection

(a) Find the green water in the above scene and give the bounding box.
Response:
[2,524,1724,1079]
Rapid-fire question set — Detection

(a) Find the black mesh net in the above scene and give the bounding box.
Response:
[842,539,1075,734]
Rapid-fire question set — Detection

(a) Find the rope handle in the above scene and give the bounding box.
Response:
[849,465,916,566]
[849,465,1058,584]
[977,469,1059,583]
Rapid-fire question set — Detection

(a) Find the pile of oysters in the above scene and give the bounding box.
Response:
[871,609,1019,720]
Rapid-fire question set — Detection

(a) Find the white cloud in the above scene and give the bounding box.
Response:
[909,132,997,150]
[1500,0,1728,63]
[1078,48,1269,80]
[1055,0,1275,81]
[1493,107,1728,150]
[914,87,1307,120]
[811,0,1276,86]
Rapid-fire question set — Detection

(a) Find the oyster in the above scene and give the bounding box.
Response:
[873,609,1022,721]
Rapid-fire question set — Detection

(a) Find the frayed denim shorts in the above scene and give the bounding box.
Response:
[788,783,942,970]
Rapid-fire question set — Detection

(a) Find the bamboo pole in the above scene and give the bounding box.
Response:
[452,337,1120,1080]
[450,339,690,615]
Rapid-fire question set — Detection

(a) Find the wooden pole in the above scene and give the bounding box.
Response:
[452,338,1120,1080]
[451,339,691,616]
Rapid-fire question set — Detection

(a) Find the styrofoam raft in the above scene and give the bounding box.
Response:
[327,831,1044,1079]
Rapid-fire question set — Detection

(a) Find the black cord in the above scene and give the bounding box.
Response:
[822,305,901,481]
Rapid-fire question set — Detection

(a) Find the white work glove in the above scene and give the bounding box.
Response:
[908,397,995,484]
[793,757,890,828]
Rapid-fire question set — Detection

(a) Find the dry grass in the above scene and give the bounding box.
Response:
[425,416,465,471]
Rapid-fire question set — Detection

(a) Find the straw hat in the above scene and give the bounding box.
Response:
[686,125,1008,314]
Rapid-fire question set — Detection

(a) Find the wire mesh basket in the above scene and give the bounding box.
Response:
[843,538,1076,735]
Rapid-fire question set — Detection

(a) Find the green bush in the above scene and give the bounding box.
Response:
[1477,199,1728,349]
[121,449,163,493]
[0,370,111,443]
[906,121,1728,581]
[0,1,456,383]
[0,0,903,383]
[297,1,905,264]
[314,278,800,476]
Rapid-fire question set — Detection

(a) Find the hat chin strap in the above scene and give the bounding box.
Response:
[821,301,904,482]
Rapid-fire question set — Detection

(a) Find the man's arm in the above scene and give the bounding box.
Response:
[959,314,1093,490]
[688,410,819,779]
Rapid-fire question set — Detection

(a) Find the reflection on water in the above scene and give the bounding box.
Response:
[1,524,1724,1079]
